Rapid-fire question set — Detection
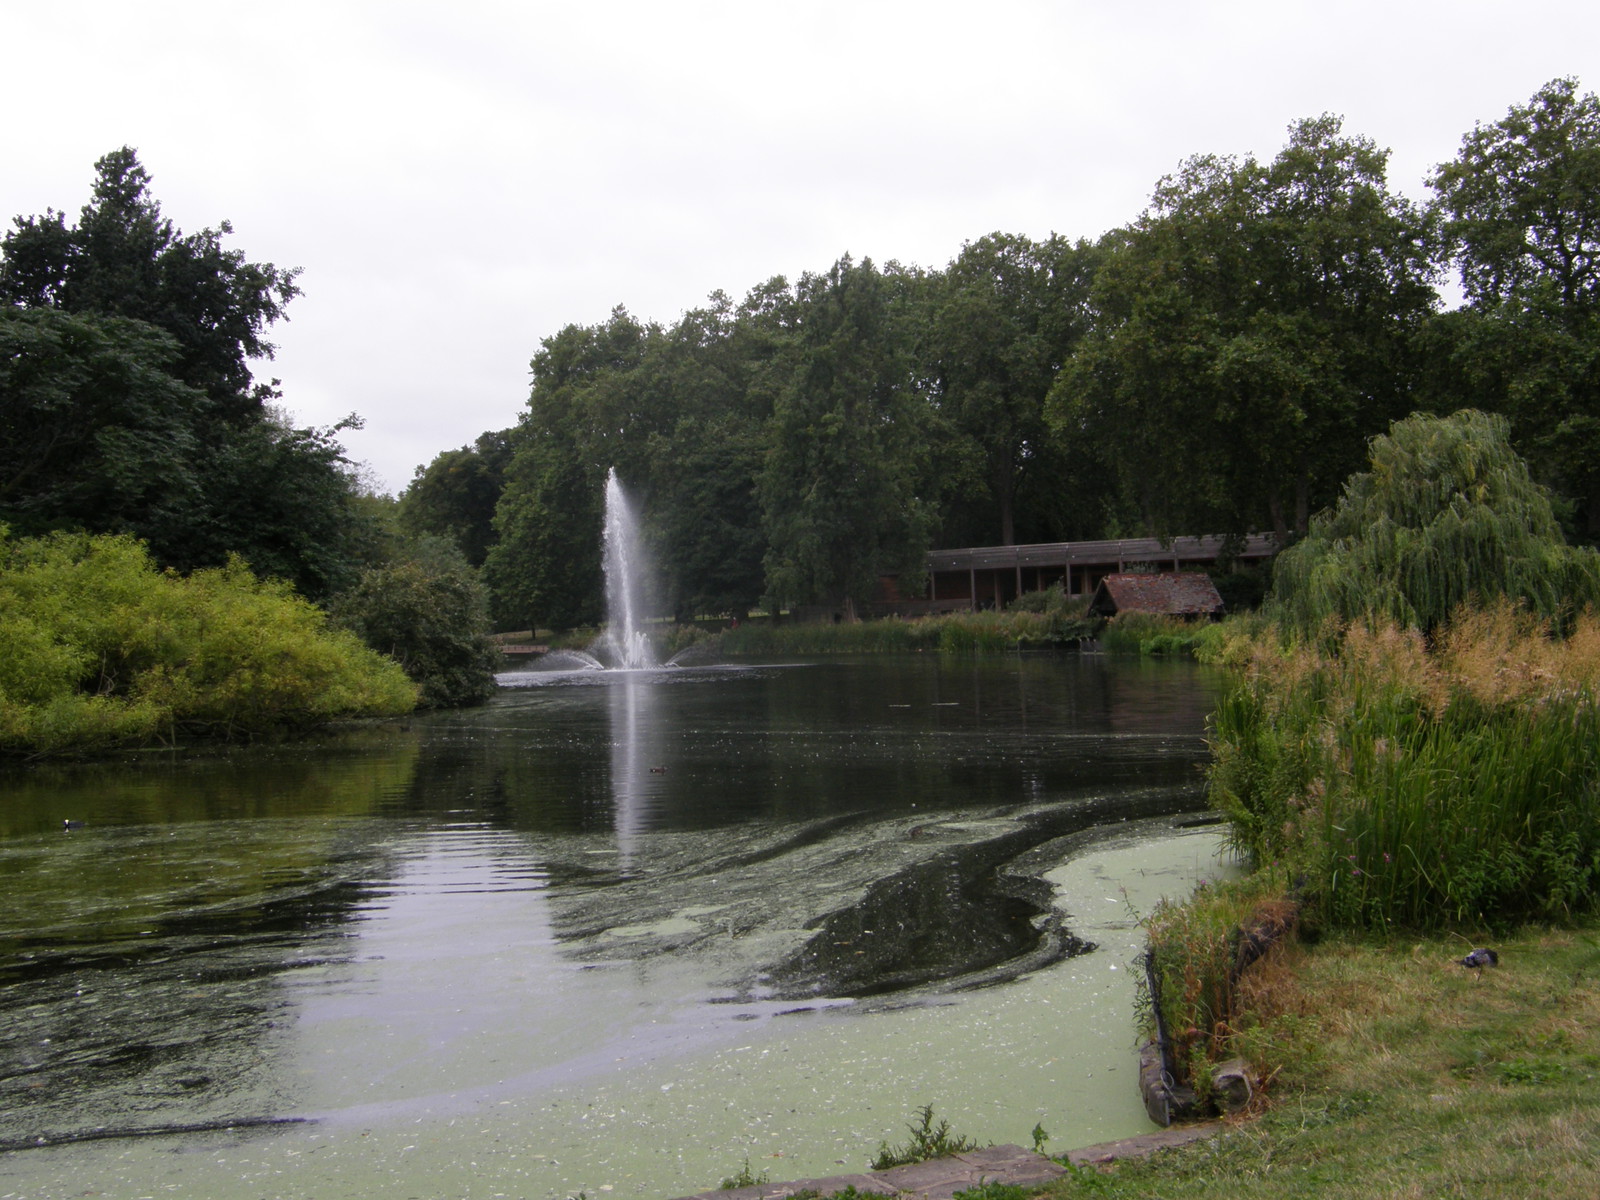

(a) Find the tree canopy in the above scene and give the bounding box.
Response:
[21,84,1600,641]
[758,256,935,614]
[1429,78,1600,534]
[0,148,372,599]
[1050,116,1438,542]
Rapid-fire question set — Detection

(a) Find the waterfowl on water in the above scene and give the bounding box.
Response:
[62,819,84,830]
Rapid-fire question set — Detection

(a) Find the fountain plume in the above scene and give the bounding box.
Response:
[602,468,658,669]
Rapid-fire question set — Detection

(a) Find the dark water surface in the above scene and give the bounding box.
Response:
[0,653,1222,1196]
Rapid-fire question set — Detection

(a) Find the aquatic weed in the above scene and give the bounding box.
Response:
[719,1156,769,1189]
[871,1104,981,1170]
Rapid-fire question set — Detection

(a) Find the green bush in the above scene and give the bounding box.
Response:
[331,550,500,709]
[0,530,415,755]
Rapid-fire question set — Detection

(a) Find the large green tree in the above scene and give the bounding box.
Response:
[758,256,935,614]
[0,308,202,545]
[484,308,657,630]
[631,285,790,618]
[1053,117,1438,541]
[1,147,300,420]
[399,429,514,568]
[0,148,373,598]
[1429,77,1600,535]
[927,232,1100,546]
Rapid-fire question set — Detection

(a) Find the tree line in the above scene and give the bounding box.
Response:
[395,78,1600,631]
[6,78,1599,650]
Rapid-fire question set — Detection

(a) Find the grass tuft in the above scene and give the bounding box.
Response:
[870,1104,982,1170]
[719,1157,769,1189]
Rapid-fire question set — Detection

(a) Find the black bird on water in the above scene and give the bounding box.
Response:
[1459,947,1499,977]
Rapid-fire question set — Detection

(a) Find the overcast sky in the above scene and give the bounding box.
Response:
[7,1,1600,493]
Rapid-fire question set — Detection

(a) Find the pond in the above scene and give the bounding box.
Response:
[0,653,1235,1199]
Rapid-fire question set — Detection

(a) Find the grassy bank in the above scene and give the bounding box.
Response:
[1106,601,1600,1195]
[1043,921,1600,1199]
[707,608,1100,656]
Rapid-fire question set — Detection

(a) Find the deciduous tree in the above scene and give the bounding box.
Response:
[927,233,1099,546]
[1430,77,1600,534]
[0,148,370,599]
[758,257,935,614]
[399,430,514,567]
[1053,117,1438,541]
[484,309,656,630]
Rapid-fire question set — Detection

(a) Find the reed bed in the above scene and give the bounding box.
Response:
[1207,602,1600,930]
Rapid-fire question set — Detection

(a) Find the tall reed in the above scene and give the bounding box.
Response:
[1208,602,1600,929]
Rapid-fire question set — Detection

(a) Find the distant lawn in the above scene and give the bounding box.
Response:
[1041,922,1600,1199]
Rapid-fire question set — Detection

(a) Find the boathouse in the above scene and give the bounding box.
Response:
[1087,572,1226,620]
[914,534,1275,614]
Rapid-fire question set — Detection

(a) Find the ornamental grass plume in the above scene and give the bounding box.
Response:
[1207,604,1600,931]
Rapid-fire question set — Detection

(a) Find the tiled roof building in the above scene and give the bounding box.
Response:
[1088,572,1225,619]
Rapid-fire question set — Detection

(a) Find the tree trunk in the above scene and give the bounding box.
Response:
[1267,494,1290,545]
[996,463,1016,546]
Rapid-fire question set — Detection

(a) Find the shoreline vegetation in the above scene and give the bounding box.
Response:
[0,530,417,759]
[676,600,1600,1200]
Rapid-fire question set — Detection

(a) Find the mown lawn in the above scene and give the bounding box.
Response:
[1041,923,1600,1199]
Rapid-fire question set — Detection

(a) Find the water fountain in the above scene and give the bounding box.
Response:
[601,467,658,669]
[526,468,659,673]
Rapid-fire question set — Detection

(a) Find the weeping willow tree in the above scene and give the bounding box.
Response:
[1270,409,1600,634]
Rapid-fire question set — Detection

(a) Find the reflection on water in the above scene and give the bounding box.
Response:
[0,654,1222,1189]
[609,673,660,871]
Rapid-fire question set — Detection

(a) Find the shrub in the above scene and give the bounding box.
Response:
[331,548,500,708]
[0,530,415,755]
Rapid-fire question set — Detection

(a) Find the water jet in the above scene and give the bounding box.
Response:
[601,468,659,670]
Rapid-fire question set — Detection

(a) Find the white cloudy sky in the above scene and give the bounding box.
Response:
[6,1,1599,492]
